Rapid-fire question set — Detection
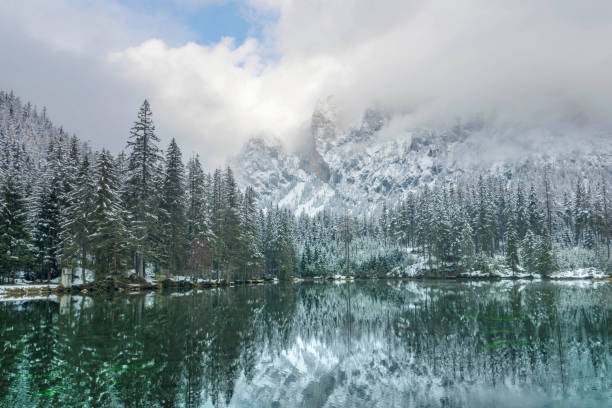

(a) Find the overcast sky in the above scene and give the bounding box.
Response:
[1,0,611,168]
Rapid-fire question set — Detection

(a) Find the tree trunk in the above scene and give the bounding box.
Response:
[136,252,144,279]
[82,247,87,285]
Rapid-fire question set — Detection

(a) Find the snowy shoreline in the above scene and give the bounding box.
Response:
[1,269,610,300]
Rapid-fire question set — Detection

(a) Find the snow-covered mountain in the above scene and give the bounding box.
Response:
[231,98,612,215]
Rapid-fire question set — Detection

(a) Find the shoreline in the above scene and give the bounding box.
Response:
[1,273,610,300]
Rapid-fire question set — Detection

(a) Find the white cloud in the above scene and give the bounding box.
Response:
[108,0,612,166]
[108,37,348,165]
[3,0,612,167]
[0,0,194,154]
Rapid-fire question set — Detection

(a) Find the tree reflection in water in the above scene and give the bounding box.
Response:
[1,281,611,407]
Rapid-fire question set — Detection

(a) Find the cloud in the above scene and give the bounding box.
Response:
[108,0,612,166]
[0,0,193,154]
[2,0,612,167]
[108,37,347,165]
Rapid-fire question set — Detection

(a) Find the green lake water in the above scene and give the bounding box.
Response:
[1,280,611,407]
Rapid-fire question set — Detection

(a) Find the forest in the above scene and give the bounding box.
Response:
[0,95,296,284]
[0,91,610,284]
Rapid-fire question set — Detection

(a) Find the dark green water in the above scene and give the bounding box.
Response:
[1,281,611,407]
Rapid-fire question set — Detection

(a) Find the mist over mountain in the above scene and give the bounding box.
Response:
[231,97,612,215]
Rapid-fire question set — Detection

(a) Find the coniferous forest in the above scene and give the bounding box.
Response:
[0,91,610,285]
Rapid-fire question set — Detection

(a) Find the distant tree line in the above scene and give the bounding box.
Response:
[295,171,611,277]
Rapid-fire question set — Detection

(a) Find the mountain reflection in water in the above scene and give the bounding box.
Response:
[1,280,611,407]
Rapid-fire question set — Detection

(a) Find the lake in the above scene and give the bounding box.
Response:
[1,280,611,407]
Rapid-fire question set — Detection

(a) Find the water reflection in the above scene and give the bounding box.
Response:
[0,281,611,407]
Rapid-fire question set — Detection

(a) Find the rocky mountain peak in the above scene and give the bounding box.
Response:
[311,95,339,154]
[231,102,612,216]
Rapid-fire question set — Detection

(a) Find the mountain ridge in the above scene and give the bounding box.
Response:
[231,103,612,216]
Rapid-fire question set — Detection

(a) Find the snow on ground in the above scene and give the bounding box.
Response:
[459,270,540,279]
[0,283,58,295]
[460,268,610,279]
[167,275,194,282]
[70,269,96,285]
[0,295,58,303]
[549,268,609,279]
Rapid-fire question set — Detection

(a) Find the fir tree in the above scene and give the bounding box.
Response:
[521,230,538,272]
[186,155,212,278]
[240,186,262,280]
[33,142,65,282]
[160,138,187,273]
[537,233,555,275]
[62,153,95,283]
[221,167,241,282]
[125,100,162,278]
[505,217,519,272]
[90,149,127,276]
[0,175,31,282]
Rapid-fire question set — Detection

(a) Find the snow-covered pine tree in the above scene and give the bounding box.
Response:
[210,168,224,279]
[62,152,95,283]
[186,155,206,242]
[601,175,610,259]
[186,154,213,278]
[240,186,263,281]
[0,162,31,283]
[33,142,64,282]
[90,149,128,277]
[277,208,297,279]
[505,216,519,272]
[574,180,587,245]
[521,230,538,272]
[125,100,162,278]
[263,208,278,277]
[221,166,241,282]
[516,183,528,239]
[160,138,187,273]
[528,184,543,236]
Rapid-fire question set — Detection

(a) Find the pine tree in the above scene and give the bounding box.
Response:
[574,180,586,245]
[505,217,519,272]
[240,186,262,281]
[160,138,187,273]
[210,168,224,279]
[186,155,212,278]
[221,167,241,282]
[537,233,555,274]
[33,142,65,282]
[277,208,297,279]
[380,203,388,247]
[0,174,31,282]
[186,155,206,242]
[561,192,574,246]
[602,175,610,259]
[125,100,162,278]
[90,149,128,277]
[62,153,95,283]
[516,183,528,239]
[521,230,537,272]
[528,184,543,235]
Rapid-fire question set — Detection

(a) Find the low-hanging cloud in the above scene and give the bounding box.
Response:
[108,0,612,166]
[3,0,612,167]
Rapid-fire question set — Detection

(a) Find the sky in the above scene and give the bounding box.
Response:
[1,0,612,168]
